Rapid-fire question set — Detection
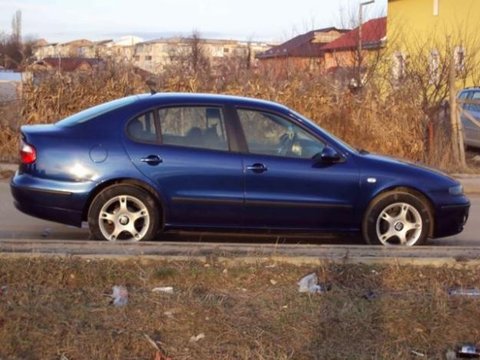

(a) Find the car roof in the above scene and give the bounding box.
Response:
[459,87,480,93]
[134,92,291,113]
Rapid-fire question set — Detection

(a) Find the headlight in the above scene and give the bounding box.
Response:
[449,185,464,196]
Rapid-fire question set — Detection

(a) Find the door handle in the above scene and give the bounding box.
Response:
[246,163,268,173]
[140,155,162,165]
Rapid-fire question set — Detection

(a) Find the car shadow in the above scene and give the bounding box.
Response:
[157,231,364,245]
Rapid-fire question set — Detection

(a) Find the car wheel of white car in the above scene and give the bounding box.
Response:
[362,190,432,246]
[88,185,159,242]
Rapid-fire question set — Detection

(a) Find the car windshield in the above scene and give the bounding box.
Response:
[56,96,138,127]
[289,110,358,154]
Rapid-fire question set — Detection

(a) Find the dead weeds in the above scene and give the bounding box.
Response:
[0,258,479,359]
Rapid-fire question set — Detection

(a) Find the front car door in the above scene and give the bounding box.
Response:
[123,105,244,228]
[236,108,360,231]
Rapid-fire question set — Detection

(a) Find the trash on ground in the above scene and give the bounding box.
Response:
[411,349,425,357]
[144,333,172,360]
[164,311,175,319]
[152,286,174,294]
[111,285,128,306]
[298,273,331,294]
[456,343,480,358]
[448,287,480,297]
[270,279,277,285]
[189,333,205,343]
[445,350,457,360]
[153,351,172,360]
[0,286,7,296]
[362,290,378,301]
[41,227,52,238]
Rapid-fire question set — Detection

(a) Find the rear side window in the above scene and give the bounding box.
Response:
[158,106,228,151]
[127,111,157,142]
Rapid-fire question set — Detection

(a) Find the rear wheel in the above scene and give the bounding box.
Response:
[362,190,432,246]
[88,185,159,242]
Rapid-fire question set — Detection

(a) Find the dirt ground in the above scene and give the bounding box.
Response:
[0,257,479,359]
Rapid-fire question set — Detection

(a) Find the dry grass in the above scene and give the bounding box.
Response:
[0,62,459,170]
[0,257,479,359]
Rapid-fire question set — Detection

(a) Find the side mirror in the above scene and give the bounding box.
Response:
[314,146,342,164]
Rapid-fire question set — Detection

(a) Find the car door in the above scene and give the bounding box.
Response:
[459,90,475,146]
[236,108,360,231]
[122,106,244,228]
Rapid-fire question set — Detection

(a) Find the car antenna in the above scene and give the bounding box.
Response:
[146,79,157,95]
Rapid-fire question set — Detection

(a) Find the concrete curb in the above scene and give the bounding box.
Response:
[1,240,480,267]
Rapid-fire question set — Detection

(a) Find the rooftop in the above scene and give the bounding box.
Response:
[257,27,349,59]
[321,17,387,52]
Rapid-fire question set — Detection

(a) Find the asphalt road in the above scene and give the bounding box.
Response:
[0,180,478,247]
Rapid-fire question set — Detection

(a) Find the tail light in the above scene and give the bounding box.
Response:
[20,140,37,164]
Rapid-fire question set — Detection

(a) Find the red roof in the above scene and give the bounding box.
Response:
[321,17,386,52]
[257,27,348,59]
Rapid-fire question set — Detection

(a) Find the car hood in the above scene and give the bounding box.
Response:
[357,152,459,189]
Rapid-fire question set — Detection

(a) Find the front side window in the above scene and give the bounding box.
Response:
[127,111,157,142]
[237,109,325,159]
[158,106,228,151]
[471,91,480,112]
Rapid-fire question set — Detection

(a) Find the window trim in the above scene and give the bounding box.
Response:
[156,104,233,153]
[232,106,336,160]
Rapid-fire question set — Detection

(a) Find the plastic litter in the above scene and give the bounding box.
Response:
[297,273,331,294]
[0,285,7,296]
[41,227,52,238]
[152,286,174,294]
[189,333,205,343]
[362,290,378,301]
[456,343,480,358]
[411,350,425,357]
[448,288,480,297]
[111,285,128,306]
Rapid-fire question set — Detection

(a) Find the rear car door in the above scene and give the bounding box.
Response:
[236,108,360,231]
[123,105,244,228]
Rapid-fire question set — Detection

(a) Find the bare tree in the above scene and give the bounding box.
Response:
[0,10,35,69]
[11,10,21,43]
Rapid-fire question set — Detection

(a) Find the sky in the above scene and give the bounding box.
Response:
[0,0,387,43]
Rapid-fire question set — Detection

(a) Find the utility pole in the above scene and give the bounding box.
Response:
[357,0,374,88]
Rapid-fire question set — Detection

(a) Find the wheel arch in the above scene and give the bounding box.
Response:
[82,178,167,229]
[365,186,435,237]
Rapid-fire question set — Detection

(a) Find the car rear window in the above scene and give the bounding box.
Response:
[56,96,138,127]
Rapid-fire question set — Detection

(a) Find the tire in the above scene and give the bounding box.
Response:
[88,185,159,242]
[362,190,432,246]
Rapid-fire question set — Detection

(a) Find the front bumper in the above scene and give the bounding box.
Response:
[10,172,95,227]
[433,202,470,238]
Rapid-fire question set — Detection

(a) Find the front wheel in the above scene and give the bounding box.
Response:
[88,185,159,242]
[362,191,432,246]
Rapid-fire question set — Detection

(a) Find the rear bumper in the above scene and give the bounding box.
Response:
[433,202,470,238]
[10,173,94,227]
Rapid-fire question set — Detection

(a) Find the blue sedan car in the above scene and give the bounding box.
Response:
[11,93,469,246]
